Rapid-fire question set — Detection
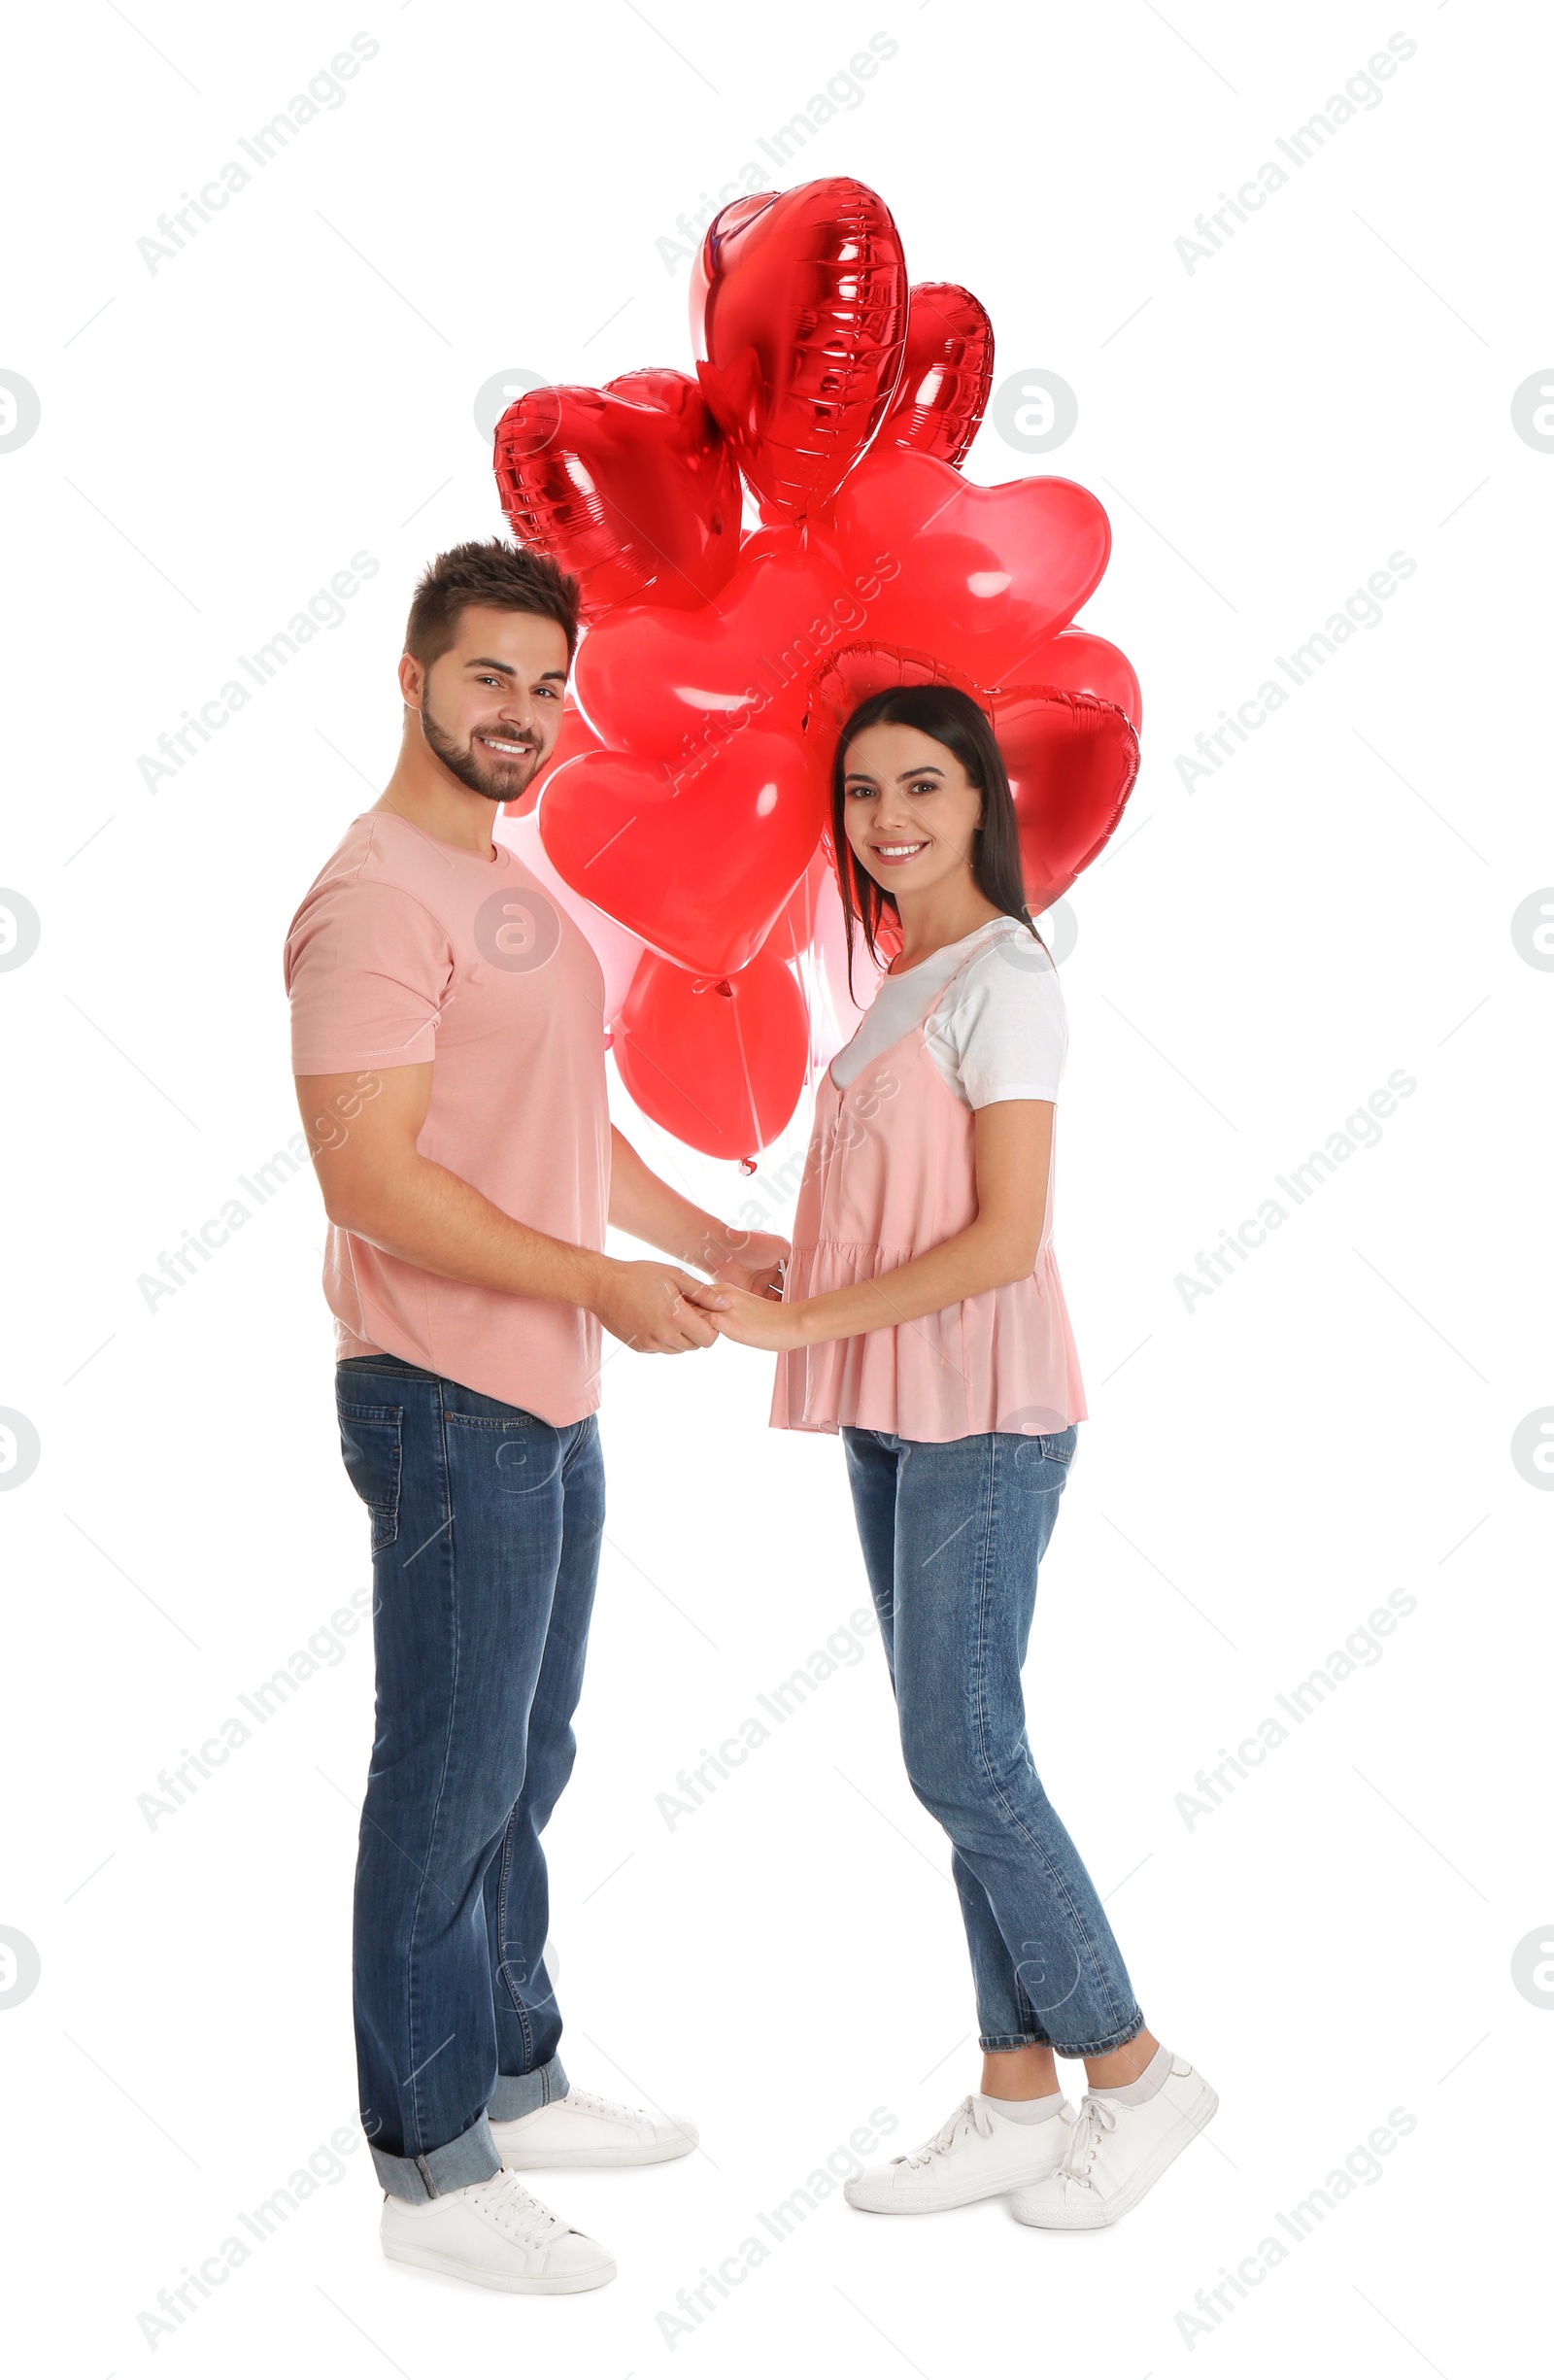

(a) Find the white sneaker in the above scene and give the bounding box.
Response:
[1011,2053,1218,2229]
[844,2093,1074,2215]
[380,2167,615,2293]
[490,2085,698,2170]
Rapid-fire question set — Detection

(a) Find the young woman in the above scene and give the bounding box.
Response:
[688,686,1215,2228]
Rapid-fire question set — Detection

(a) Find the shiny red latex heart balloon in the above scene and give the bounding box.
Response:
[767,843,830,965]
[820,449,1111,689]
[805,642,1139,909]
[613,946,809,1160]
[571,527,860,765]
[537,733,828,978]
[879,283,995,466]
[493,368,741,619]
[691,177,908,523]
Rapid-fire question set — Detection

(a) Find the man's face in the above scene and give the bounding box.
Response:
[405,603,570,803]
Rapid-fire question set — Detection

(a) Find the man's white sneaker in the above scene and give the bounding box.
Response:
[1011,2054,1218,2230]
[490,2086,698,2170]
[844,2093,1074,2215]
[380,2166,615,2292]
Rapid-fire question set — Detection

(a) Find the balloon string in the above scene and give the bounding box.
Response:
[803,935,824,1098]
[726,971,764,1164]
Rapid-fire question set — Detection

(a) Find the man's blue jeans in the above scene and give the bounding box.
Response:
[842,1421,1144,2058]
[336,1355,604,2201]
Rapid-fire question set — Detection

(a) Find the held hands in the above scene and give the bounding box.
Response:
[589,1226,794,1356]
[590,1260,723,1355]
[681,1277,808,1352]
[590,1227,798,1358]
[684,1222,807,1351]
[699,1225,790,1301]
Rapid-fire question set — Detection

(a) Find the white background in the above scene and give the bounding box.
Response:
[2,2,1549,2373]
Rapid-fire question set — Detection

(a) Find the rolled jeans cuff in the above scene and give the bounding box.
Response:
[488,2052,570,2123]
[371,2108,502,2204]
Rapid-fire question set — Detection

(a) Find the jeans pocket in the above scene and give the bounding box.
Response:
[1036,1424,1079,1469]
[337,1403,404,1552]
[446,1408,561,1497]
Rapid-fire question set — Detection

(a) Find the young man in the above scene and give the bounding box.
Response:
[285,540,788,2295]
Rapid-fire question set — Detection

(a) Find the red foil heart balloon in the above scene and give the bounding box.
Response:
[1012,629,1142,732]
[806,640,971,727]
[822,449,1111,689]
[690,177,908,524]
[571,527,861,765]
[613,946,809,1160]
[804,629,1142,735]
[879,283,995,466]
[537,733,828,978]
[805,642,1139,910]
[997,686,1141,909]
[493,367,741,619]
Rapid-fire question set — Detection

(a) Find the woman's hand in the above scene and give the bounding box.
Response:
[703,1227,790,1301]
[682,1279,809,1351]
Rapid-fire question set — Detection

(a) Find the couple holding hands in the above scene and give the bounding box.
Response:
[284,539,1214,2297]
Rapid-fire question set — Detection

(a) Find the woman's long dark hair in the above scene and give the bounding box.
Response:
[830,683,1046,1004]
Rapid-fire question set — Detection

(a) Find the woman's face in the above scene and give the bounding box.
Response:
[841,721,984,901]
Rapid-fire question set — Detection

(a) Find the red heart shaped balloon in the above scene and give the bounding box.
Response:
[804,626,1141,731]
[767,842,831,965]
[614,946,809,1161]
[879,282,995,467]
[805,640,969,726]
[820,449,1111,689]
[691,177,908,523]
[572,527,858,765]
[493,367,741,619]
[805,642,1139,910]
[538,733,827,977]
[997,686,1141,909]
[1013,629,1142,732]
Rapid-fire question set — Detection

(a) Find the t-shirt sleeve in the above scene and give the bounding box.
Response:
[285,874,453,1073]
[934,932,1068,1107]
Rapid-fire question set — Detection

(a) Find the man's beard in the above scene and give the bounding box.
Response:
[421,701,543,803]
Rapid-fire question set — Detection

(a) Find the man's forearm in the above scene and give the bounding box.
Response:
[332,1154,608,1310]
[607,1127,736,1269]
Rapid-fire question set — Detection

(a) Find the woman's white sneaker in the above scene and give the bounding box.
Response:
[380,2167,616,2292]
[1011,2054,1218,2230]
[844,2093,1074,2214]
[490,2086,698,2169]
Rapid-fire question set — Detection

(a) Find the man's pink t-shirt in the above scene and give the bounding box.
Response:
[284,810,611,1425]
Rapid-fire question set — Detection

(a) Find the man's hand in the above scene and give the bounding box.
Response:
[701,1227,791,1301]
[590,1259,721,1353]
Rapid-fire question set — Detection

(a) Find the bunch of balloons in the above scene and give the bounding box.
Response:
[491,176,1141,1163]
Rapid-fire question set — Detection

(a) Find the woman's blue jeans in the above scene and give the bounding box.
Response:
[841,1421,1144,2058]
[336,1355,604,2201]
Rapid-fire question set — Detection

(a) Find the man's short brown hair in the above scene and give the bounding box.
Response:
[404,539,581,670]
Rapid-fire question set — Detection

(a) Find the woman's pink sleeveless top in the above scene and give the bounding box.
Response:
[768,955,1088,1443]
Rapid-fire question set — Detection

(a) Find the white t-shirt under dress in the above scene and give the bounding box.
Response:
[829,914,1068,1106]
